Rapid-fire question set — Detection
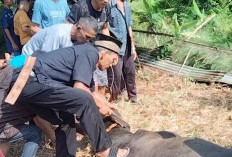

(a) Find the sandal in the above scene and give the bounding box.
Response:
[108,147,130,157]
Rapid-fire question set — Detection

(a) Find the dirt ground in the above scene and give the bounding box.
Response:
[7,66,232,157]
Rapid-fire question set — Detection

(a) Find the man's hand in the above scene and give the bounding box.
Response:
[99,104,113,116]
[133,49,138,60]
[12,42,19,51]
[92,90,118,116]
[0,59,7,69]
[31,22,41,34]
[74,81,118,116]
[99,101,118,116]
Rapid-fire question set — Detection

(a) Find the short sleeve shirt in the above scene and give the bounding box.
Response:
[22,24,73,55]
[1,8,21,53]
[14,10,32,45]
[109,0,133,56]
[32,0,70,28]
[67,0,111,32]
[34,44,99,87]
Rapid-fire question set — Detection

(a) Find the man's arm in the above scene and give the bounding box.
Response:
[0,59,7,69]
[30,22,41,34]
[73,81,116,116]
[31,0,42,34]
[21,14,33,36]
[33,116,56,143]
[129,26,137,60]
[128,4,137,60]
[4,29,19,51]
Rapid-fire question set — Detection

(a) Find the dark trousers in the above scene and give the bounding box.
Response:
[16,77,112,157]
[108,47,137,101]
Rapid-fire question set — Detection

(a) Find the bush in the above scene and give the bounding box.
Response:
[130,0,232,72]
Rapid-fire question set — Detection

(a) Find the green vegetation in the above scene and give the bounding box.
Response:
[131,0,232,72]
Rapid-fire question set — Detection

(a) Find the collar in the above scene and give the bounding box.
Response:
[110,0,117,7]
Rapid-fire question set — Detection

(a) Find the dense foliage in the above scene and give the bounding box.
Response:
[131,0,232,72]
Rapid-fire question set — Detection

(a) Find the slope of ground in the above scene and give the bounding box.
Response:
[7,66,232,157]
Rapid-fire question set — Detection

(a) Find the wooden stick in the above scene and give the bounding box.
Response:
[186,13,216,41]
[5,56,36,105]
[179,13,216,73]
[178,48,192,75]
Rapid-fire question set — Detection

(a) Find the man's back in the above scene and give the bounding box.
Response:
[33,44,99,87]
[22,23,73,55]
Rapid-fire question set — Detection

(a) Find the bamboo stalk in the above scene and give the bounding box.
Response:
[178,48,192,75]
[186,13,216,41]
[179,13,216,75]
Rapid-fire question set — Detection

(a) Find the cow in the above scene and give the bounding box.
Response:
[102,111,232,157]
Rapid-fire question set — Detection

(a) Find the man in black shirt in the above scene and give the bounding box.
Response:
[8,34,129,157]
[67,0,111,95]
[67,0,110,34]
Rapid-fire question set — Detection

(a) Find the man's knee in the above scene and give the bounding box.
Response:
[76,90,95,106]
[21,125,42,144]
[72,90,98,115]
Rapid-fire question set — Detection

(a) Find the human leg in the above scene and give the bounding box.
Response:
[107,56,123,101]
[17,80,112,153]
[33,116,56,143]
[122,49,137,101]
[55,112,77,157]
[8,124,42,157]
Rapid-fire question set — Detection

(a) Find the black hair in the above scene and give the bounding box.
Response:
[75,16,98,33]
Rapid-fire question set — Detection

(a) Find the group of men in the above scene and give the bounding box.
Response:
[0,0,138,156]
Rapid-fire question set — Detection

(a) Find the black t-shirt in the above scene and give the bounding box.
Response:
[67,0,111,32]
[33,44,99,88]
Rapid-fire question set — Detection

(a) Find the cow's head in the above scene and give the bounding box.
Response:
[103,109,133,148]
[103,109,130,132]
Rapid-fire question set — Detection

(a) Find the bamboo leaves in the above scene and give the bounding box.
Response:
[192,0,204,20]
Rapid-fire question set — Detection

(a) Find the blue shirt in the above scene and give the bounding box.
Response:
[32,0,70,29]
[109,0,133,56]
[1,7,21,53]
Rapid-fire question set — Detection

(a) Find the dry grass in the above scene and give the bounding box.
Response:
[7,66,232,157]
